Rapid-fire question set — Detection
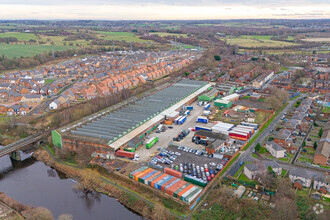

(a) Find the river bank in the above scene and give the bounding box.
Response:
[33,147,181,220]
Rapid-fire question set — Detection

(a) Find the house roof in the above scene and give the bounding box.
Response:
[266,141,285,152]
[290,167,311,179]
[314,141,330,159]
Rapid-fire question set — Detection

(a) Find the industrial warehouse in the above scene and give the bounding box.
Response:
[52,80,210,157]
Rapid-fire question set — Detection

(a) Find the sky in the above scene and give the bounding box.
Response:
[0,0,329,20]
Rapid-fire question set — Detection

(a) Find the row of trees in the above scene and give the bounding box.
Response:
[265,87,289,110]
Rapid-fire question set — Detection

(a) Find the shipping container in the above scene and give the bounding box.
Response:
[196,116,208,123]
[135,168,153,181]
[175,116,183,124]
[178,116,187,125]
[186,106,193,110]
[145,171,161,185]
[164,179,180,192]
[146,137,159,149]
[184,175,208,187]
[164,168,183,178]
[148,173,163,186]
[231,128,251,136]
[195,126,212,132]
[184,110,190,116]
[161,177,178,191]
[151,174,167,188]
[185,187,202,203]
[181,186,197,201]
[156,175,173,190]
[174,183,190,198]
[138,168,155,183]
[129,166,148,179]
[116,150,135,159]
[177,184,194,200]
[204,104,211,110]
[167,180,186,197]
[142,170,158,184]
[240,122,258,129]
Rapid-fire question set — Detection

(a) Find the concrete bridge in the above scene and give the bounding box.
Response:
[0,132,48,161]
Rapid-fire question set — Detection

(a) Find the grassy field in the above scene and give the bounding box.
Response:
[0,32,38,41]
[94,31,151,42]
[222,35,299,48]
[302,38,330,42]
[0,44,76,58]
[151,32,188,38]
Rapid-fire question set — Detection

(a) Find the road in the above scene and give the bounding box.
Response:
[226,94,307,177]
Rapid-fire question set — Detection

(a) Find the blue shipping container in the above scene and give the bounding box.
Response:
[196,116,208,123]
[204,104,210,110]
[195,126,212,131]
[186,106,193,110]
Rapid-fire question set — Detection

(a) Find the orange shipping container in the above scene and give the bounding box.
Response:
[177,184,194,199]
[138,168,155,180]
[166,180,185,196]
[132,167,149,178]
[167,181,186,197]
[145,171,161,183]
[151,174,168,188]
[134,168,152,181]
[165,120,173,125]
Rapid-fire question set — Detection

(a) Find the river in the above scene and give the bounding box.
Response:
[0,153,142,220]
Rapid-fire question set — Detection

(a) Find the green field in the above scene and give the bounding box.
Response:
[151,32,188,38]
[94,31,150,42]
[0,32,38,41]
[0,44,76,58]
[222,35,299,48]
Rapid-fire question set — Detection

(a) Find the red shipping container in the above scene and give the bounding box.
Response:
[166,180,186,196]
[164,168,182,178]
[151,174,167,188]
[116,150,134,159]
[178,184,194,199]
[161,177,177,191]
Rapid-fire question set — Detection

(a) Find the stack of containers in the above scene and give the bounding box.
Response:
[164,168,182,178]
[184,175,208,187]
[236,125,255,134]
[211,122,234,135]
[129,166,148,179]
[129,167,203,203]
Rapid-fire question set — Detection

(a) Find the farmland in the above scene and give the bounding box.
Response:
[221,35,299,48]
[0,44,76,58]
[152,32,188,38]
[0,32,38,41]
[94,31,151,42]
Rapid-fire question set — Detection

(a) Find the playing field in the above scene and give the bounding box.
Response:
[222,35,299,48]
[0,44,76,58]
[94,31,151,42]
[0,32,38,41]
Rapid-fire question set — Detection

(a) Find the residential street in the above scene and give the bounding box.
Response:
[226,94,307,177]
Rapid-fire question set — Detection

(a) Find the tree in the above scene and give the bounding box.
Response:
[318,128,323,138]
[255,143,261,152]
[313,142,318,150]
[214,55,221,61]
[184,72,190,76]
[22,207,54,220]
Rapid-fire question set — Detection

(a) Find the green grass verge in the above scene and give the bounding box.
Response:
[233,162,251,178]
[252,153,258,158]
[242,103,288,151]
[259,147,268,154]
[45,79,55,84]
[237,173,259,185]
[289,95,301,101]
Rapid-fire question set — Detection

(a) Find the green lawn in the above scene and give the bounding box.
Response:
[0,32,38,41]
[237,173,258,185]
[45,79,55,84]
[94,31,151,42]
[0,44,76,58]
[233,162,251,178]
[259,147,268,154]
[281,169,287,177]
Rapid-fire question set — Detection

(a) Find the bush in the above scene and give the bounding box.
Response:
[214,55,221,61]
[255,143,261,152]
[319,128,323,138]
[313,142,317,150]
